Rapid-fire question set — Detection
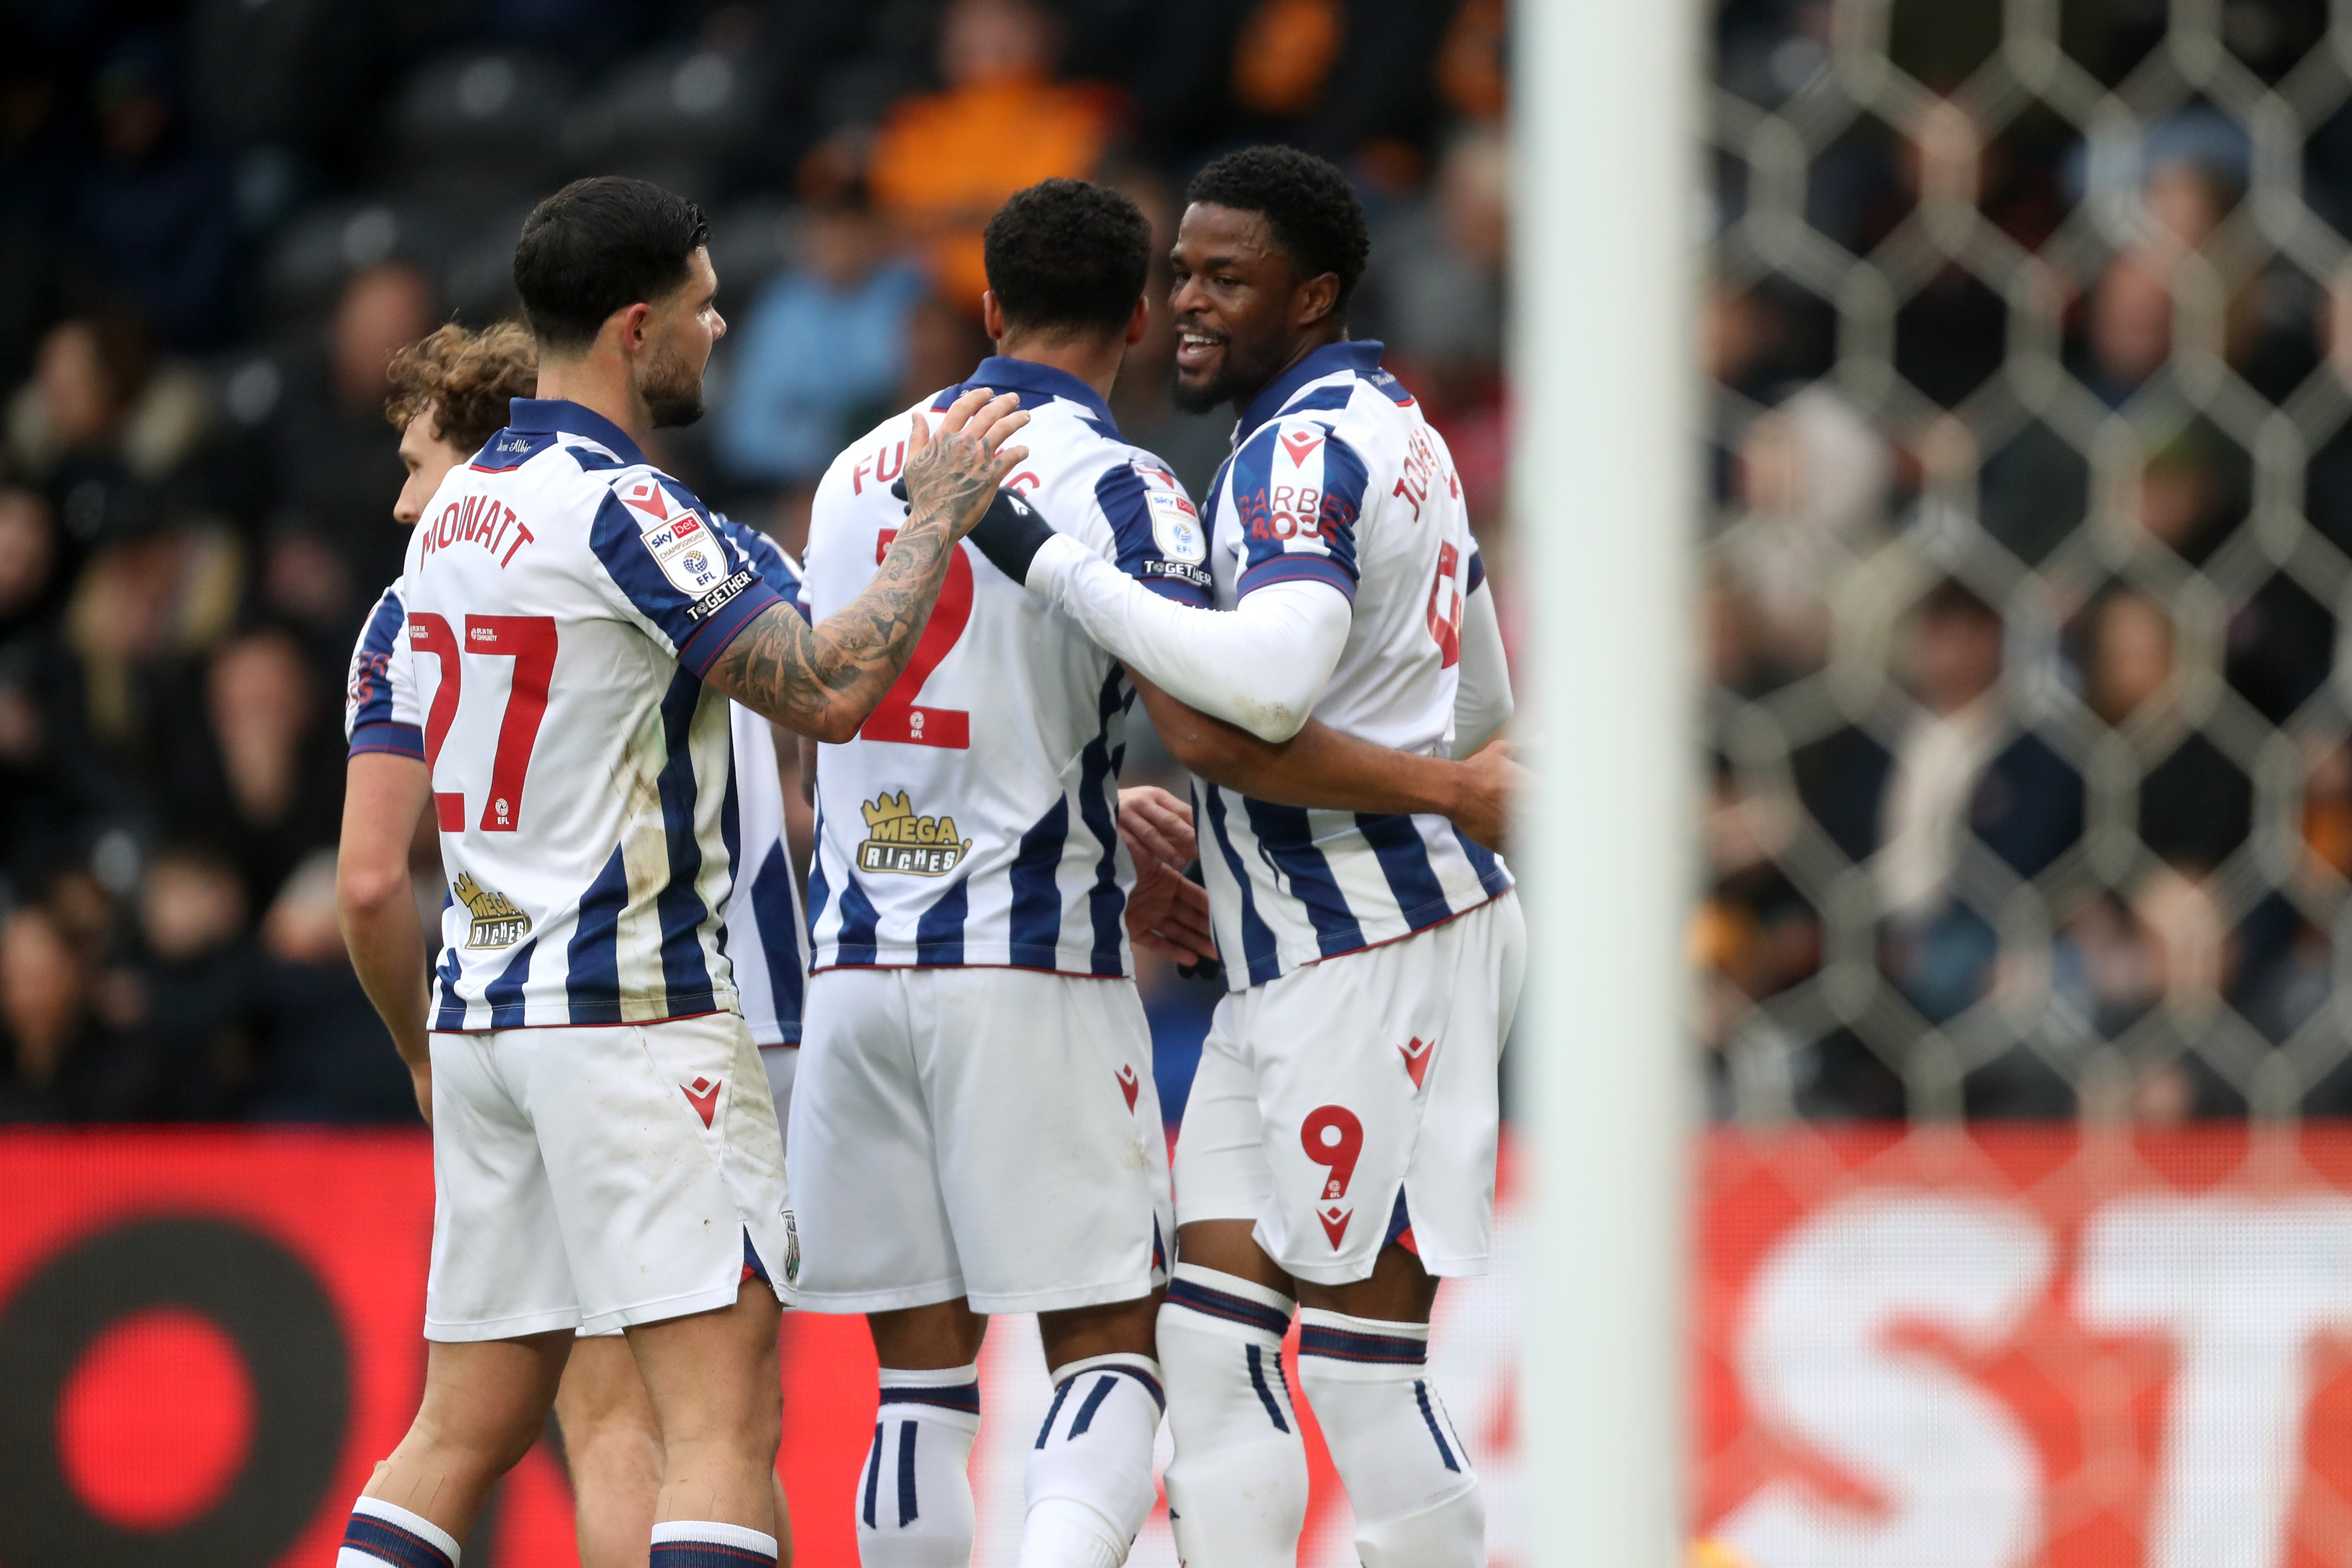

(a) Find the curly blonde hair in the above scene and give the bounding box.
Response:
[384,321,539,455]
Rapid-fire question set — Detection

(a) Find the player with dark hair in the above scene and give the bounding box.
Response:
[331,175,1030,1568]
[976,144,1523,1567]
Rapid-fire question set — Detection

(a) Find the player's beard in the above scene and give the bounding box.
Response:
[640,340,706,429]
[1170,330,1282,415]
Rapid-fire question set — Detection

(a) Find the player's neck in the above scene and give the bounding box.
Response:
[534,353,652,448]
[992,329,1124,403]
[1234,324,1350,414]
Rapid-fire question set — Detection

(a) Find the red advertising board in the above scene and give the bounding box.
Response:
[18,1127,2352,1567]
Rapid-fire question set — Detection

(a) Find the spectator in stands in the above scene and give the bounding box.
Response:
[2081,586,2251,872]
[5,310,213,551]
[261,262,436,649]
[245,849,409,1121]
[70,34,234,351]
[134,841,257,1119]
[715,184,926,491]
[1721,384,1890,676]
[1801,582,2083,1025]
[868,0,1114,310]
[157,626,342,916]
[0,900,149,1120]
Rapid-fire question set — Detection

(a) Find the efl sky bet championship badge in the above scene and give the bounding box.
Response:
[856,790,972,877]
[453,871,531,950]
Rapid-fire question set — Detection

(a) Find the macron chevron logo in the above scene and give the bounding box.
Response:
[621,478,669,520]
[1280,430,1323,466]
[681,1076,721,1129]
[1319,1205,1352,1248]
[1399,1036,1436,1091]
[1117,1064,1140,1113]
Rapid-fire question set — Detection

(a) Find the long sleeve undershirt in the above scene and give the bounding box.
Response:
[1028,532,1516,755]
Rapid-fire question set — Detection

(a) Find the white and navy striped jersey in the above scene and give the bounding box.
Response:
[346,498,812,1041]
[1194,341,1512,989]
[371,398,788,1030]
[799,356,1213,975]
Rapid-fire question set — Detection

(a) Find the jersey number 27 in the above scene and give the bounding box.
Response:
[412,613,557,832]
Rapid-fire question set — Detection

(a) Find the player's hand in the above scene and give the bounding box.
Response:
[1450,737,1527,854]
[902,388,1030,542]
[1119,784,1197,868]
[1120,786,1214,963]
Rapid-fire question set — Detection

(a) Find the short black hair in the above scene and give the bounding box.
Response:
[512,176,711,353]
[1186,145,1370,316]
[983,178,1152,339]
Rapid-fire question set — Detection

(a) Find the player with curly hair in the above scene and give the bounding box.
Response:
[977,145,1524,1568]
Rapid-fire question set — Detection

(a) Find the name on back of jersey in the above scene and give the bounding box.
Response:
[857,790,971,877]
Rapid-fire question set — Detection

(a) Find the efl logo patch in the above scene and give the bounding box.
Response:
[856,790,971,877]
[640,511,726,596]
[1136,463,1207,564]
[453,872,531,949]
[681,1076,721,1129]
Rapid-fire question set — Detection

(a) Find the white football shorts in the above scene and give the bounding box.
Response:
[424,1010,795,1342]
[787,965,1173,1315]
[1173,892,1525,1286]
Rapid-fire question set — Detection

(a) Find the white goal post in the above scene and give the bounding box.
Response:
[1512,0,1697,1562]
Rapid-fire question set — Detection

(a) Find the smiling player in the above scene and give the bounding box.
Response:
[972,146,1524,1568]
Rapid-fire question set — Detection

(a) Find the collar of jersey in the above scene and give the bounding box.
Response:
[957,355,1119,435]
[1237,338,1386,444]
[504,397,648,467]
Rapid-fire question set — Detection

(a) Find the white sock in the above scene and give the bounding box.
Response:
[1295,1309,1483,1566]
[1156,1264,1307,1568]
[1022,1353,1164,1567]
[858,1363,981,1568]
[651,1519,780,1567]
[339,1496,461,1568]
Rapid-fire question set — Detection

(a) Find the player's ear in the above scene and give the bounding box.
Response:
[981,290,1006,344]
[1125,295,1149,348]
[1294,272,1340,330]
[610,300,654,355]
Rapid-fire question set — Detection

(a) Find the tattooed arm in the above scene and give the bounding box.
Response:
[705,388,1028,741]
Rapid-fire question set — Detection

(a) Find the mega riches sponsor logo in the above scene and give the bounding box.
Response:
[856,790,972,877]
[453,871,532,949]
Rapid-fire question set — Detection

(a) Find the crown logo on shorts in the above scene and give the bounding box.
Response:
[856,791,971,878]
[454,871,532,950]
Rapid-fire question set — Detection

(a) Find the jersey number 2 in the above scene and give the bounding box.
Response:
[410,613,558,832]
[861,530,972,748]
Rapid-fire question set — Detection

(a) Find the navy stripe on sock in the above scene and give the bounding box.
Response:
[861,1422,882,1528]
[878,1381,981,1415]
[1035,1376,1074,1448]
[341,1515,454,1568]
[1067,1374,1119,1438]
[1415,1380,1462,1473]
[1167,1275,1292,1337]
[648,1543,776,1568]
[664,1552,773,1568]
[1299,1324,1428,1366]
[1107,1361,1166,1412]
[1246,1343,1290,1434]
[896,1419,919,1527]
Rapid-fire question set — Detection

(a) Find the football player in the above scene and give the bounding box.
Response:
[789,175,1512,1568]
[331,176,1027,1568]
[972,147,1522,1568]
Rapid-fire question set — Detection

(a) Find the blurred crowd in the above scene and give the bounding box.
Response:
[1702,0,2352,1120]
[0,0,1507,1122]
